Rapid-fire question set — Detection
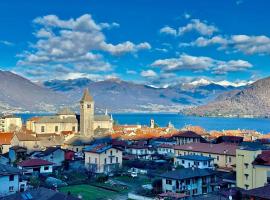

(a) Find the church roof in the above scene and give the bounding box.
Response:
[57,108,75,115]
[37,116,77,123]
[94,115,111,121]
[80,88,93,102]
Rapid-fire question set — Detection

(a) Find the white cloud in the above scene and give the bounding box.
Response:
[140,70,158,78]
[151,53,252,74]
[17,14,151,79]
[0,40,13,46]
[184,13,191,19]
[184,34,270,55]
[160,26,177,36]
[178,19,218,36]
[126,70,137,75]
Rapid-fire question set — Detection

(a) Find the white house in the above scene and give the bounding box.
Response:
[17,159,54,175]
[125,144,155,160]
[0,164,27,197]
[30,147,65,167]
[174,155,214,169]
[85,144,122,174]
[157,144,175,157]
[160,168,217,196]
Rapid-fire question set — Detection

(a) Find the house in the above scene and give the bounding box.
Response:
[0,164,27,197]
[62,135,93,152]
[85,144,122,174]
[172,131,203,145]
[150,138,176,147]
[8,146,27,163]
[2,187,80,200]
[242,184,270,200]
[125,144,156,160]
[160,168,217,196]
[11,132,41,153]
[157,144,175,157]
[0,132,13,154]
[18,159,54,175]
[236,147,270,190]
[0,115,22,132]
[30,147,65,167]
[174,155,214,169]
[174,143,237,170]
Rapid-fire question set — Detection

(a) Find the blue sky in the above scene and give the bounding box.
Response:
[0,0,270,86]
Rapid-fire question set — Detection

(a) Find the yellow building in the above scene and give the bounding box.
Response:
[236,147,270,190]
[84,144,122,174]
[0,115,22,132]
[174,143,237,170]
[26,108,78,134]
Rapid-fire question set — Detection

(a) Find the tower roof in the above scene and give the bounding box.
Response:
[80,88,93,102]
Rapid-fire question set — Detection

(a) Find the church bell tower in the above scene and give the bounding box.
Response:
[80,88,94,137]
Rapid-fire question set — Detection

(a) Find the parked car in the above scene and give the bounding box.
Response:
[130,171,138,178]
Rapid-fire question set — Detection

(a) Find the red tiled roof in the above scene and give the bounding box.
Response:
[173,131,202,138]
[174,142,237,156]
[242,184,270,199]
[0,132,13,145]
[18,159,54,167]
[253,150,270,166]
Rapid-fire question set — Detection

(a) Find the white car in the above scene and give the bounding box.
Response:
[130,172,138,178]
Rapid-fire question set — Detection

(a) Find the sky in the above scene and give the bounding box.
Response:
[0,0,270,87]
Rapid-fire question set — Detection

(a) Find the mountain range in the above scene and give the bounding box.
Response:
[183,76,270,117]
[0,70,241,113]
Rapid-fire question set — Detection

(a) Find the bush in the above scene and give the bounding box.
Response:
[95,174,109,183]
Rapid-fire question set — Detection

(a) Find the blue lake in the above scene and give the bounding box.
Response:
[17,113,270,134]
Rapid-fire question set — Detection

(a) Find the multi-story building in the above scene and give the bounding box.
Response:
[160,168,217,196]
[236,147,270,190]
[18,159,54,175]
[174,155,214,169]
[174,143,237,170]
[125,144,156,160]
[0,164,27,197]
[0,115,22,132]
[85,144,122,174]
[172,131,202,145]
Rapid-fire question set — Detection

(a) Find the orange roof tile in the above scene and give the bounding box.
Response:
[0,132,14,145]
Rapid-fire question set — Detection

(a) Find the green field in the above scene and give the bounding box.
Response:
[59,184,119,200]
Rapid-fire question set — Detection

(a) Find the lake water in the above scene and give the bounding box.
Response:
[17,113,270,134]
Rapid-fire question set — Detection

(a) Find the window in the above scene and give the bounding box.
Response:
[182,160,185,164]
[116,157,118,163]
[72,126,76,132]
[55,126,58,132]
[110,157,113,164]
[244,174,249,180]
[193,189,198,195]
[95,158,97,164]
[216,156,219,161]
[245,184,249,190]
[9,175,14,181]
[166,179,172,185]
[81,105,84,109]
[104,158,107,164]
[87,104,91,108]
[110,150,113,155]
[229,157,232,163]
[44,166,49,170]
[186,179,190,185]
[41,126,45,132]
[244,163,249,169]
[9,186,14,192]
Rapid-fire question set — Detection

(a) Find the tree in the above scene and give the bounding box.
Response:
[29,176,41,188]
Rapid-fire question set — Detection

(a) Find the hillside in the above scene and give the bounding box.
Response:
[183,77,270,117]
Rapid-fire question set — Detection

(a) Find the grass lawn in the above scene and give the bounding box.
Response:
[59,184,119,200]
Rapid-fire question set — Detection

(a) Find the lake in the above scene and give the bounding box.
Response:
[17,113,270,134]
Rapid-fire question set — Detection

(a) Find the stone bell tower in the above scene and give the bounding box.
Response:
[80,88,94,137]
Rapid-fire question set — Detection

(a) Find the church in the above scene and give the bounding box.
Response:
[80,88,113,137]
[26,89,113,137]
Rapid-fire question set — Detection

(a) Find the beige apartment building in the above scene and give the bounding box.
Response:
[26,108,78,134]
[174,143,237,170]
[236,147,270,190]
[85,144,122,174]
[0,115,22,132]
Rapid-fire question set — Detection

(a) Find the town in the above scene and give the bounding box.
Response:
[0,89,269,200]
